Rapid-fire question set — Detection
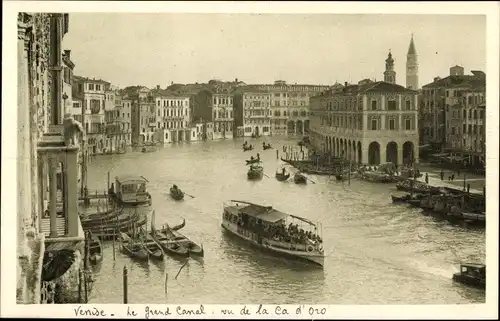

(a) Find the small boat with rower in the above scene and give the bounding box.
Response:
[391,193,425,204]
[119,232,149,262]
[275,169,290,182]
[452,263,485,289]
[247,164,264,180]
[221,200,325,267]
[262,142,272,150]
[245,154,261,165]
[170,185,185,201]
[293,172,307,184]
[243,144,254,152]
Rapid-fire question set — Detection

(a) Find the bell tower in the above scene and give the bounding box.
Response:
[383,51,396,84]
[406,34,419,89]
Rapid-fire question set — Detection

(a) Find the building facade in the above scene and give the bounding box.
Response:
[115,94,132,147]
[154,95,191,143]
[18,12,86,304]
[233,88,272,137]
[255,81,329,136]
[420,67,486,166]
[309,80,420,165]
[129,87,157,146]
[72,76,109,155]
[211,91,234,139]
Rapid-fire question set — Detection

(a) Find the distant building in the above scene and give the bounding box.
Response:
[154,93,191,144]
[115,93,132,147]
[309,79,420,165]
[233,87,272,137]
[254,81,329,136]
[72,75,110,155]
[420,67,485,166]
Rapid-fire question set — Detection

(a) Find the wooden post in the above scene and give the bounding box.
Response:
[123,266,128,304]
[463,174,466,191]
[112,229,116,260]
[83,231,89,302]
[107,172,110,192]
[467,184,470,194]
[348,161,351,186]
[276,149,279,159]
[483,185,485,196]
[164,272,168,294]
[78,270,82,303]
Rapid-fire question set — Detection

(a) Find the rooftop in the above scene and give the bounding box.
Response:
[73,75,110,84]
[315,81,416,98]
[422,73,486,89]
[115,175,149,184]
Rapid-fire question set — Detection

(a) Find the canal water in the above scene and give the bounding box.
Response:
[86,137,485,304]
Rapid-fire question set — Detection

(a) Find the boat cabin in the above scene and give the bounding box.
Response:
[114,175,151,205]
[459,263,485,279]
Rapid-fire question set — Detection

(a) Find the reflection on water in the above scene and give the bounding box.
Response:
[86,138,485,304]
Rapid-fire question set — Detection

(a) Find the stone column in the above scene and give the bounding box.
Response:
[49,14,64,125]
[379,143,386,166]
[37,156,45,231]
[397,147,403,167]
[66,150,78,236]
[49,156,58,238]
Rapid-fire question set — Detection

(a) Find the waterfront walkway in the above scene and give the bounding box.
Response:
[415,164,485,195]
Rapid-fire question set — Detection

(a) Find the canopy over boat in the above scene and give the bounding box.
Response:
[115,175,149,184]
[228,200,317,227]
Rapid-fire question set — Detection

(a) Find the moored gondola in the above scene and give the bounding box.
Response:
[120,232,149,262]
[87,231,103,265]
[275,171,290,182]
[247,164,264,180]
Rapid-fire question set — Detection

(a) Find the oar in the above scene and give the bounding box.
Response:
[184,192,195,198]
[306,176,316,184]
[263,173,270,178]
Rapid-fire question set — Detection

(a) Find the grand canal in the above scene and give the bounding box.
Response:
[85,137,485,304]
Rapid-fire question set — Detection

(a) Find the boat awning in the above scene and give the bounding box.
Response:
[115,175,149,184]
[462,263,485,269]
[241,205,288,223]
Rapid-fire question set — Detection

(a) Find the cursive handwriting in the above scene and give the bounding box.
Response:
[145,306,172,319]
[176,305,206,316]
[74,306,107,317]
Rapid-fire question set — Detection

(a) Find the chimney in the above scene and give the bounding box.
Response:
[434,76,441,82]
[235,78,238,82]
[156,85,160,90]
[63,50,71,59]
[344,81,348,87]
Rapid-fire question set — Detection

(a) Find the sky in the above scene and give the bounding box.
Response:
[63,13,486,89]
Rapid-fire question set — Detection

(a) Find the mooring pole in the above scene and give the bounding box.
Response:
[123,266,128,304]
[112,229,116,260]
[276,149,279,160]
[78,270,82,303]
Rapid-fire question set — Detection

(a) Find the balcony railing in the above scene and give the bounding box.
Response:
[37,126,85,251]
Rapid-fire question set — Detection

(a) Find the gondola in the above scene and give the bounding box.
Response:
[243,145,254,152]
[406,199,421,207]
[149,211,190,257]
[170,186,185,201]
[88,231,103,265]
[262,144,272,150]
[160,224,204,257]
[138,231,164,261]
[120,233,149,262]
[171,218,186,231]
[294,172,307,184]
[275,171,290,182]
[335,174,343,181]
[391,195,411,203]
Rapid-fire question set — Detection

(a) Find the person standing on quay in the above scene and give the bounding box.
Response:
[425,173,429,184]
[440,170,444,181]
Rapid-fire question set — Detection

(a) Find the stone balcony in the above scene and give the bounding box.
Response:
[37,125,85,252]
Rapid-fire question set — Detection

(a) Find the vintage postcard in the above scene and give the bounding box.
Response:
[1,1,499,319]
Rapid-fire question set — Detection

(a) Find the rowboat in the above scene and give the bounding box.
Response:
[149,211,189,257]
[263,144,272,150]
[245,158,261,165]
[170,186,185,201]
[87,231,103,265]
[120,233,149,262]
[294,173,307,184]
[275,171,290,182]
[243,145,254,152]
[247,165,264,180]
[221,200,324,267]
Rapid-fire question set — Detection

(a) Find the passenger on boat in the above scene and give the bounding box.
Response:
[250,156,254,161]
[257,153,260,159]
